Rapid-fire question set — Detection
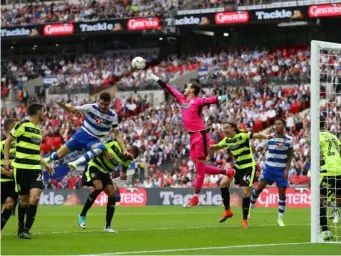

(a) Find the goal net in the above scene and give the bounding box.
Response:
[311,40,341,243]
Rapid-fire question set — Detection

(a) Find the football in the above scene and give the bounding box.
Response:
[131,56,146,70]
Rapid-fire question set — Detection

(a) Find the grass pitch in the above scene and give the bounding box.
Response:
[1,206,340,255]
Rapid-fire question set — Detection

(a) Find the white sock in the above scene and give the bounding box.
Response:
[278,212,284,220]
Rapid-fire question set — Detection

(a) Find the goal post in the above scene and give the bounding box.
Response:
[310,40,341,243]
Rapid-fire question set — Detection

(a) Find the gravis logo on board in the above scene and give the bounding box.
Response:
[255,9,303,20]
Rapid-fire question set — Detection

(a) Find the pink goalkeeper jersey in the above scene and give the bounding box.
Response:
[165,84,218,132]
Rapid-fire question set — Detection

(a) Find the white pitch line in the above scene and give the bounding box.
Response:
[80,242,313,256]
[1,223,310,237]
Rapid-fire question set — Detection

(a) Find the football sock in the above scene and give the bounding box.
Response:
[80,189,102,217]
[1,208,12,230]
[18,204,27,231]
[205,165,226,175]
[73,144,106,166]
[250,188,261,208]
[25,204,38,231]
[320,204,329,231]
[195,161,206,194]
[50,152,60,161]
[242,197,250,220]
[220,187,231,210]
[278,196,286,220]
[106,197,116,227]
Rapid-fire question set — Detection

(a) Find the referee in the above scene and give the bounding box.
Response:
[4,102,54,239]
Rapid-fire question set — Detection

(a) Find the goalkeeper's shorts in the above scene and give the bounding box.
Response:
[320,175,341,196]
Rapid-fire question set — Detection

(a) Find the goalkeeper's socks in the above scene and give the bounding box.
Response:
[220,187,231,210]
[81,189,102,216]
[320,204,329,231]
[242,197,251,220]
[278,196,286,220]
[194,162,205,194]
[106,197,116,227]
[1,208,12,230]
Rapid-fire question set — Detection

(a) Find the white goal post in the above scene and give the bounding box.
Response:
[311,40,341,243]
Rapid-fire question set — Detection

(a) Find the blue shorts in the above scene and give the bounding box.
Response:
[65,128,100,152]
[259,166,288,188]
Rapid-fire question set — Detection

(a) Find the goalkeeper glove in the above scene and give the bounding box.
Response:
[218,95,228,103]
[146,70,159,81]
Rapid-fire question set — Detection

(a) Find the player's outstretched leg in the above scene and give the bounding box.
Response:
[68,144,106,170]
[184,161,235,208]
[219,175,234,223]
[249,180,268,220]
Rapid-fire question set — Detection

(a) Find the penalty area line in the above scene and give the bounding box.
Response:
[81,242,312,255]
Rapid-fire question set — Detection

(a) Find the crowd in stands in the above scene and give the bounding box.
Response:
[1,52,159,96]
[1,0,178,27]
[187,0,296,10]
[0,0,312,27]
[1,46,312,98]
[119,46,311,89]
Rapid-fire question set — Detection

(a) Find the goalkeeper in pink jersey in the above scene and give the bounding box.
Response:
[147,71,235,207]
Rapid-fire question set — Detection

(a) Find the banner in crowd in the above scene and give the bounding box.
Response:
[1,17,162,39]
[167,4,341,27]
[2,4,340,40]
[40,188,311,207]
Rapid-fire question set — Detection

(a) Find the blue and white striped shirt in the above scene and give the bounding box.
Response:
[259,133,293,169]
[75,103,119,139]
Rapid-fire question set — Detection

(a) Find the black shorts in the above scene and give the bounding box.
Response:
[320,175,341,196]
[234,166,257,188]
[1,181,18,203]
[82,165,113,188]
[14,168,44,196]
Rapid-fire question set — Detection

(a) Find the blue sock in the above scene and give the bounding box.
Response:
[250,188,261,205]
[72,144,106,165]
[51,152,60,160]
[278,196,286,219]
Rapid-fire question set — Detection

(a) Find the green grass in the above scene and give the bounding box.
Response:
[1,206,340,255]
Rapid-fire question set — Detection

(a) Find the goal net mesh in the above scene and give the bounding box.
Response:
[316,43,341,243]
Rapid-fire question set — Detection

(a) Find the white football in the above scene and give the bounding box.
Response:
[131,56,146,70]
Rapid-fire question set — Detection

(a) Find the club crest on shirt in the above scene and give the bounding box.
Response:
[181,103,191,109]
[95,118,103,125]
[276,142,283,148]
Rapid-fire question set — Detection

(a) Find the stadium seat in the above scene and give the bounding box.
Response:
[298,175,310,184]
[289,175,300,185]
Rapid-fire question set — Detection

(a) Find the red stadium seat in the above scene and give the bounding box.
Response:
[289,176,300,185]
[298,175,309,184]
[53,137,62,149]
[253,120,263,132]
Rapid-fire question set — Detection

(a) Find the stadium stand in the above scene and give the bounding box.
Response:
[1,0,177,27]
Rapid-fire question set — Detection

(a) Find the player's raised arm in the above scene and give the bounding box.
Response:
[55,102,91,114]
[210,137,228,152]
[146,70,184,103]
[202,95,229,105]
[253,132,273,140]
